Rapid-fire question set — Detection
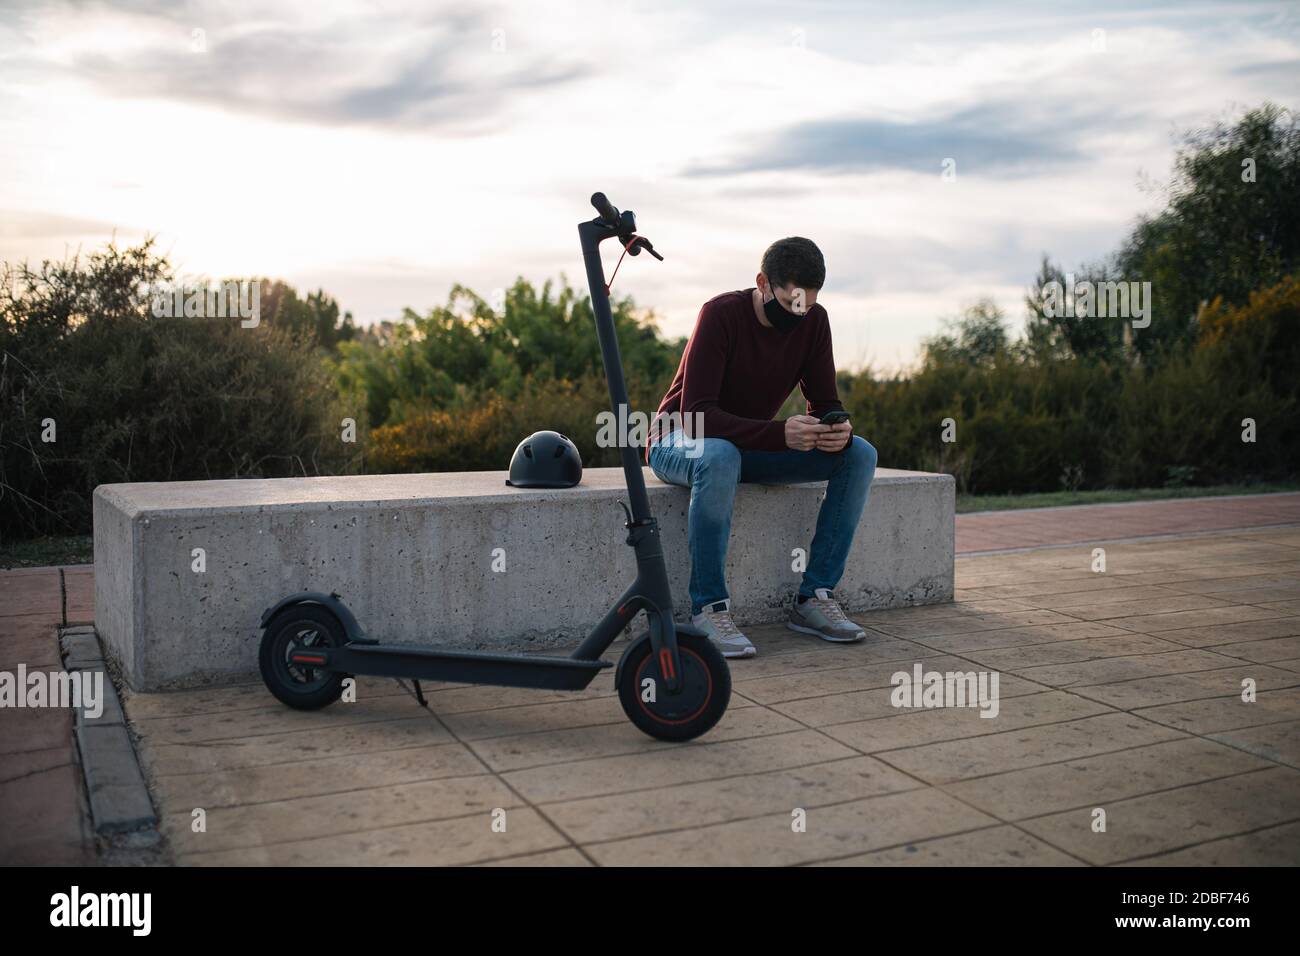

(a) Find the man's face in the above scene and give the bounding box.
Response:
[762,276,818,315]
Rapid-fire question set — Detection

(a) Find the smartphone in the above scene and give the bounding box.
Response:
[819,410,850,425]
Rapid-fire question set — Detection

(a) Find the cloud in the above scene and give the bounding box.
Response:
[4,0,1295,371]
[1232,58,1300,78]
[0,209,128,241]
[681,101,1144,178]
[26,4,590,132]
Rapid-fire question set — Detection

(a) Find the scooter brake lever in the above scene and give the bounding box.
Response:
[637,237,664,261]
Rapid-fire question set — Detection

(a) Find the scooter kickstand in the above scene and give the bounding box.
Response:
[412,680,428,708]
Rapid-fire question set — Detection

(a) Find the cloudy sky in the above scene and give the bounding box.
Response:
[2,0,1297,370]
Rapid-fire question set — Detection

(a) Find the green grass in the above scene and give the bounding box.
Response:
[957,481,1300,514]
[3,482,1297,566]
[0,534,94,569]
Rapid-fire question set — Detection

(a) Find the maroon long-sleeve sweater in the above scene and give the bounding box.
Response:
[647,288,846,460]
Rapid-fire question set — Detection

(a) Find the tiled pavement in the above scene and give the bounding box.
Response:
[4,502,1300,867]
[118,524,1300,866]
[0,565,96,865]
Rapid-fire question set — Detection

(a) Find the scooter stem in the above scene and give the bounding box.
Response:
[579,219,653,525]
[574,212,684,693]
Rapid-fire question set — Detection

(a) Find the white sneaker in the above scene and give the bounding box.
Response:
[691,599,757,658]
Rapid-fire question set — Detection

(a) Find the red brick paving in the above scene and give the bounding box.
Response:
[957,493,1300,554]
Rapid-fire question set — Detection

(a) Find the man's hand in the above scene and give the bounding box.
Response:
[816,421,852,453]
[785,415,851,452]
[785,415,822,450]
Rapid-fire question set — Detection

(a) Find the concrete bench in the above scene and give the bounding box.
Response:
[93,466,955,690]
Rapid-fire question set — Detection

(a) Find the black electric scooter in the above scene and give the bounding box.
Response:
[256,193,731,741]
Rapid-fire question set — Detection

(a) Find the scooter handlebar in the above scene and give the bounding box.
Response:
[591,192,621,227]
[590,192,663,259]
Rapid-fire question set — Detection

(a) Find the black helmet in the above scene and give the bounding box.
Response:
[505,430,582,488]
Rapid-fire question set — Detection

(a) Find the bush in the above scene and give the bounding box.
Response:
[841,277,1300,492]
[0,240,360,538]
[365,371,668,474]
[332,277,683,431]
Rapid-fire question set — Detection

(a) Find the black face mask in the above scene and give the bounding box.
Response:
[762,280,806,333]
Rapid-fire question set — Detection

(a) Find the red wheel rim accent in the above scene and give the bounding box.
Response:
[633,646,713,726]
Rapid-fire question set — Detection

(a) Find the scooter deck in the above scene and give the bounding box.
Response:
[297,642,613,691]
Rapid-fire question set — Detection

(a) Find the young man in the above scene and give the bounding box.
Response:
[647,236,878,659]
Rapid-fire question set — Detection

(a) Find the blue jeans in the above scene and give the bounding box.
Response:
[648,430,878,614]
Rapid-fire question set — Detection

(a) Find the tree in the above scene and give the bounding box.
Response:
[1022,256,1127,365]
[1117,103,1300,362]
[923,299,1011,368]
[255,280,357,350]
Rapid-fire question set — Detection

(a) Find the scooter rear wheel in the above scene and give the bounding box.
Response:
[259,605,348,710]
[617,632,730,741]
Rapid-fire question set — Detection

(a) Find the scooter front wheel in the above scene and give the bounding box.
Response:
[259,604,348,710]
[617,632,730,741]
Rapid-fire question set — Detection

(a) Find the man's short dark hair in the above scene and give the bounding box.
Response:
[761,237,825,291]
